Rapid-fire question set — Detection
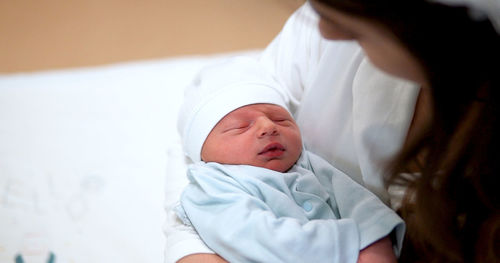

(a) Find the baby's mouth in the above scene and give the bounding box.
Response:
[258,143,285,157]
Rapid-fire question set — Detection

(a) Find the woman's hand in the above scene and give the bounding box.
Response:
[357,236,397,263]
[177,253,228,263]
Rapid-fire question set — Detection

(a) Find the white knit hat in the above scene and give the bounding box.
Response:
[177,56,289,162]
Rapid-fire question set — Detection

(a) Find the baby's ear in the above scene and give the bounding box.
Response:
[200,146,206,162]
[200,147,210,163]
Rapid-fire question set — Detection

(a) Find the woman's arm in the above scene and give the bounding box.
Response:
[175,235,397,263]
[164,141,217,263]
[258,2,326,115]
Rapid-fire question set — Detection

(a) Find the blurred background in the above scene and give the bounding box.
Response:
[0,0,304,73]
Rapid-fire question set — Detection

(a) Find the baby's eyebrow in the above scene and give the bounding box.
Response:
[269,112,291,119]
[222,116,245,124]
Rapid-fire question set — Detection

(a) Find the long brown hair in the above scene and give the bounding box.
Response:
[312,0,500,262]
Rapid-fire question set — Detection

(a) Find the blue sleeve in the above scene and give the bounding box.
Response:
[179,163,361,263]
[305,152,406,256]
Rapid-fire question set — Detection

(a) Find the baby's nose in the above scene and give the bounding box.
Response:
[257,117,278,137]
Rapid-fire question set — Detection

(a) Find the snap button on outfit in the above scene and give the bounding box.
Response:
[302,201,313,212]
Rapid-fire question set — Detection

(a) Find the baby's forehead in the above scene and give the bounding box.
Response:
[223,103,288,120]
[212,104,289,130]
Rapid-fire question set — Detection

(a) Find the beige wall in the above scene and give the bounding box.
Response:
[0,0,303,73]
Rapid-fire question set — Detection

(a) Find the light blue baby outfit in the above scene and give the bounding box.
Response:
[175,150,405,263]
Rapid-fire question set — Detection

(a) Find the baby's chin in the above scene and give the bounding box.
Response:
[259,160,294,173]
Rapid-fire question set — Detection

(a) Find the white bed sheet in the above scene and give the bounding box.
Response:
[0,50,259,263]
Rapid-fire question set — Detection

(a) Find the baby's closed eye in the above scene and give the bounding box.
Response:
[274,119,293,125]
[223,122,251,133]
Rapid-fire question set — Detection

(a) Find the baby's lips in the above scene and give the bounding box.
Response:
[259,142,285,155]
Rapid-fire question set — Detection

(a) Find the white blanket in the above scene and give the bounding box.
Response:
[0,50,258,263]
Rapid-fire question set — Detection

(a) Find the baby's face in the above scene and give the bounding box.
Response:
[201,104,302,172]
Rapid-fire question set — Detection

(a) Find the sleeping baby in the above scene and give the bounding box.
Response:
[174,57,405,263]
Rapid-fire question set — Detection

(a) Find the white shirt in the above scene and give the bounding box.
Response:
[164,3,419,262]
